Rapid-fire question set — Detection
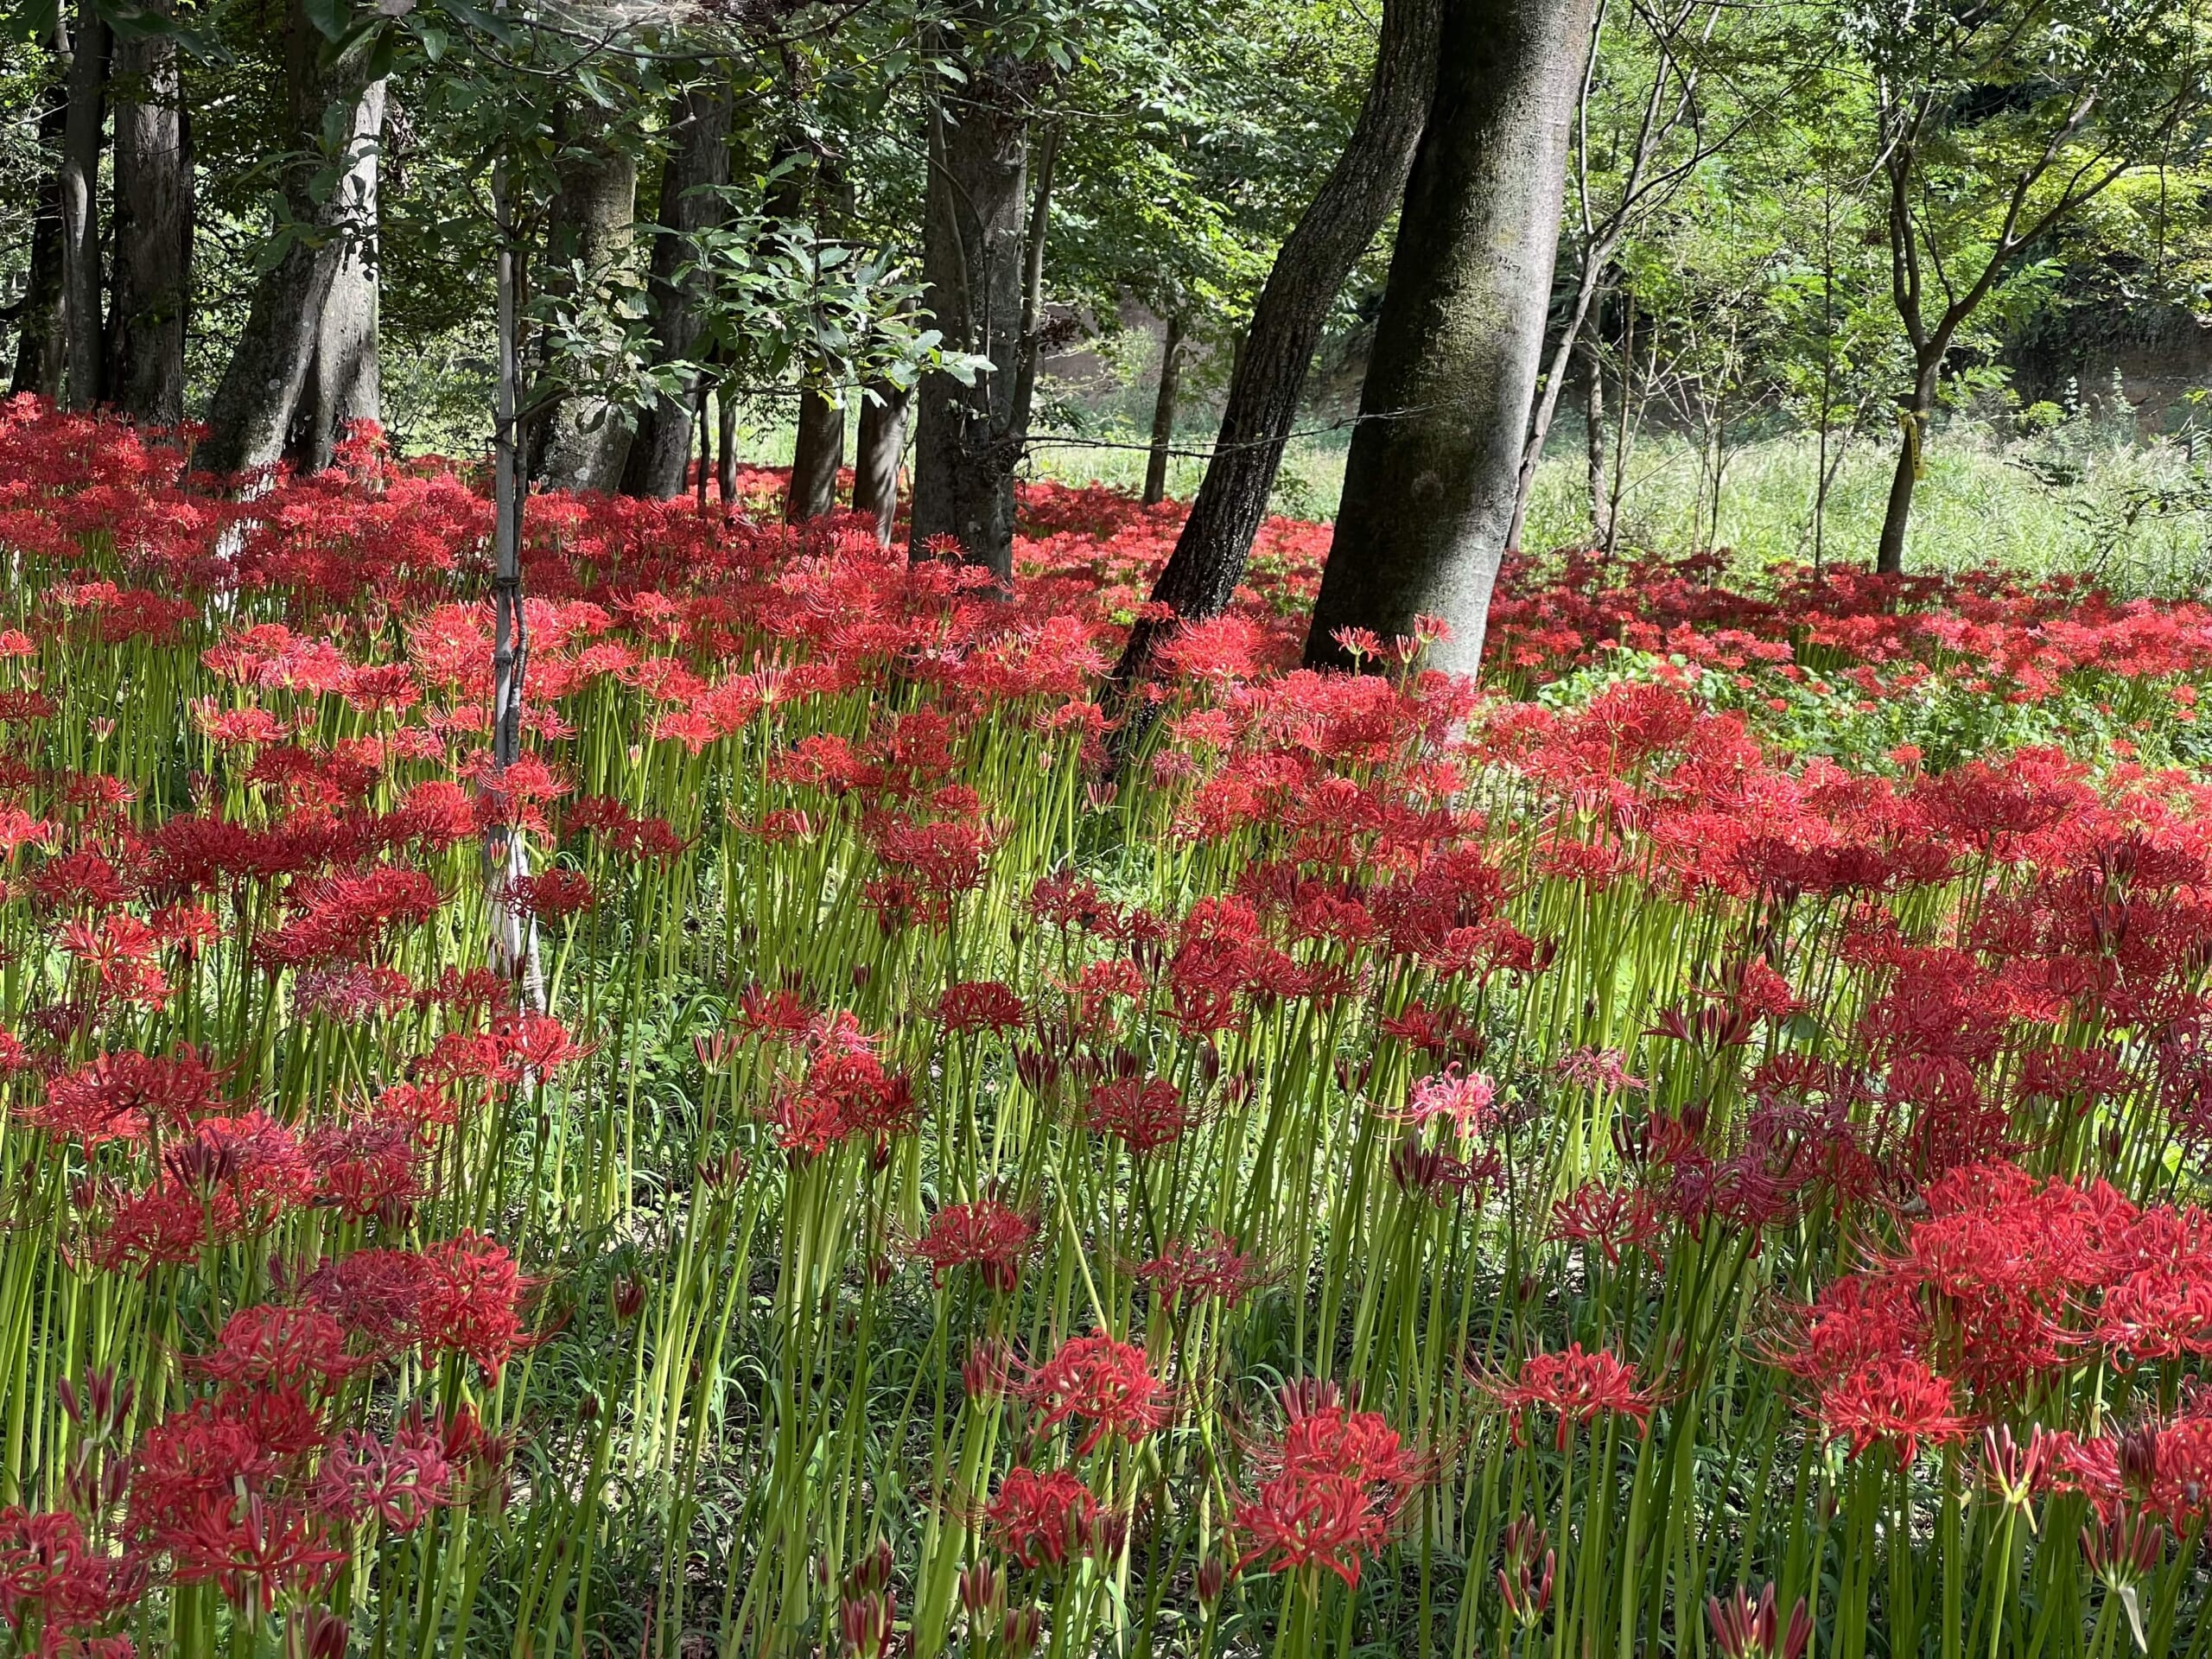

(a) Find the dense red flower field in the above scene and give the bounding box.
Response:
[3,395,2212,1658]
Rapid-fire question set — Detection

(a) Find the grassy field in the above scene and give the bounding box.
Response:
[1017,398,2212,594]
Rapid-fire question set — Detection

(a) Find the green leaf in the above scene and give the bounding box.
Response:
[300,0,347,40]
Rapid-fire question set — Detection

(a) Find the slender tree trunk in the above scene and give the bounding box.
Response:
[908,61,1031,588]
[10,27,72,401]
[58,0,109,412]
[716,391,739,507]
[1142,315,1185,506]
[1874,376,1933,576]
[1110,0,1443,688]
[292,78,386,471]
[531,103,639,491]
[193,4,382,479]
[621,80,733,499]
[105,9,193,425]
[1580,331,1608,547]
[786,388,844,521]
[853,379,910,544]
[1305,0,1597,674]
[1505,260,1605,551]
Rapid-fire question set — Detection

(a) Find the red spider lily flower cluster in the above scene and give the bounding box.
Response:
[910,1200,1039,1292]
[1235,1382,1422,1589]
[1489,1343,1658,1449]
[1021,1335,1172,1455]
[15,397,2212,1655]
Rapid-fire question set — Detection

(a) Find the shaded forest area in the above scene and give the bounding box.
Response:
[6,0,2212,659]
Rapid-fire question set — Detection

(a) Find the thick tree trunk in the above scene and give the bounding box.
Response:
[194,5,382,479]
[10,29,71,401]
[58,0,109,411]
[1141,315,1185,506]
[1580,332,1608,546]
[1304,0,1596,675]
[105,11,193,426]
[621,81,733,499]
[531,105,639,492]
[785,388,844,521]
[292,78,386,471]
[907,73,1030,587]
[853,379,910,544]
[1110,0,1442,684]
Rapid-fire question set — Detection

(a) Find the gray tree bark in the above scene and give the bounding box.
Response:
[531,103,639,492]
[10,26,71,401]
[785,388,844,521]
[1141,315,1185,506]
[292,78,386,471]
[853,379,910,544]
[1580,331,1609,545]
[907,64,1032,588]
[58,0,108,411]
[1304,0,1597,674]
[193,4,383,479]
[621,80,733,499]
[1109,0,1442,687]
[105,8,193,425]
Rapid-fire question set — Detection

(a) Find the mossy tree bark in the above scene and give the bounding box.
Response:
[1303,0,1597,676]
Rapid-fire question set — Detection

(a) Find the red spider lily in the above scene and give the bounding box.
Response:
[31,1045,229,1144]
[911,1201,1039,1292]
[1083,1077,1192,1154]
[1489,1343,1657,1449]
[1387,1065,1499,1138]
[190,1306,363,1392]
[303,1114,422,1219]
[416,1232,533,1382]
[1497,1516,1554,1625]
[1548,1180,1668,1266]
[1136,1232,1268,1311]
[166,1494,345,1612]
[491,1011,596,1079]
[772,1049,918,1158]
[310,1426,454,1533]
[1981,1424,2061,1514]
[1554,1046,1646,1093]
[503,868,597,920]
[1815,1357,1969,1463]
[1707,1584,1810,1659]
[2081,1509,2165,1588]
[1023,1335,1171,1454]
[986,1467,1099,1569]
[938,979,1028,1034]
[1236,1386,1420,1589]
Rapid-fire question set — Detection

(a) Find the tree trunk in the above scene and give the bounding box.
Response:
[1110,0,1442,685]
[1580,331,1608,546]
[907,63,1031,588]
[10,27,72,401]
[1142,315,1185,506]
[621,80,733,499]
[291,78,386,472]
[716,391,739,507]
[1304,0,1597,675]
[531,104,639,492]
[1007,120,1058,448]
[104,10,193,426]
[58,0,108,412]
[853,379,910,544]
[785,388,844,521]
[1874,377,1932,575]
[193,4,382,479]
